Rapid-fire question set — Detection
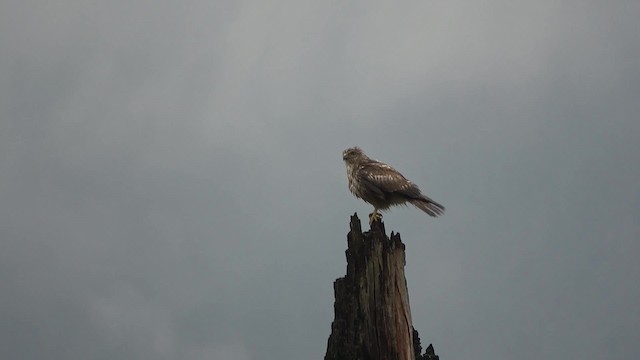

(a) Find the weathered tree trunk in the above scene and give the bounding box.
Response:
[324,213,415,360]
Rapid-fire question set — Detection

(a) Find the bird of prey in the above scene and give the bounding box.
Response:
[343,147,445,224]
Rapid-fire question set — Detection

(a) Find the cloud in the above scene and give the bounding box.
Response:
[1,1,639,359]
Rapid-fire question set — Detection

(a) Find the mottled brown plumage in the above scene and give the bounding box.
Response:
[343,147,444,224]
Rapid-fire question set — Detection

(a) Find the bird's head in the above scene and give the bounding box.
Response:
[343,147,365,163]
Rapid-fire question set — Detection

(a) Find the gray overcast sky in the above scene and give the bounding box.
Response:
[1,1,639,359]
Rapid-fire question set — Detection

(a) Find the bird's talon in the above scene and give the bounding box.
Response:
[368,212,383,224]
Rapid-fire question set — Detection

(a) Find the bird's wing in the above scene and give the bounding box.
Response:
[359,161,421,198]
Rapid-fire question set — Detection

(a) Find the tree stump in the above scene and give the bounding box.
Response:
[324,213,416,360]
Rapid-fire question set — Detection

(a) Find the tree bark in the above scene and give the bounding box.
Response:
[325,213,415,360]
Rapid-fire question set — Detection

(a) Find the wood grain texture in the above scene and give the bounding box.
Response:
[325,214,415,360]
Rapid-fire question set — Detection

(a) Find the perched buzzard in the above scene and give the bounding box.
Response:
[343,147,444,224]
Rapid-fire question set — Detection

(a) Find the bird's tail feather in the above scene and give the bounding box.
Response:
[409,197,445,217]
